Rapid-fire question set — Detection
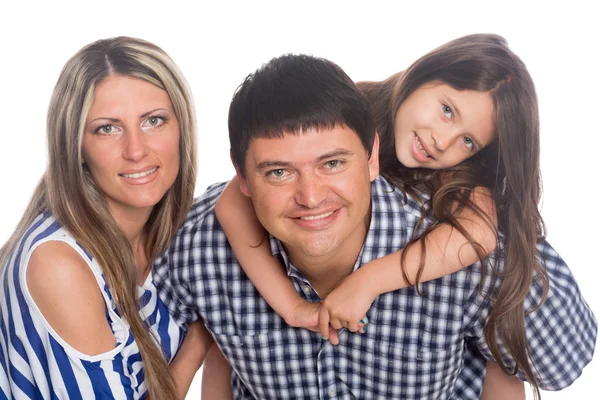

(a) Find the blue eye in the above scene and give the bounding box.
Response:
[326,160,340,169]
[95,124,120,135]
[142,116,166,129]
[442,104,453,119]
[462,136,475,150]
[267,169,287,179]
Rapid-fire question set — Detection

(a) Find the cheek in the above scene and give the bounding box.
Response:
[329,172,369,201]
[254,184,297,224]
[83,150,115,178]
[251,193,281,230]
[441,151,469,169]
[154,134,181,165]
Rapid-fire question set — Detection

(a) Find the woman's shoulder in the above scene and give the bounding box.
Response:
[26,238,119,355]
[0,212,120,358]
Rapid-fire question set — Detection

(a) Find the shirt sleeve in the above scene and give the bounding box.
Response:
[468,239,597,390]
[151,183,228,328]
[153,246,200,329]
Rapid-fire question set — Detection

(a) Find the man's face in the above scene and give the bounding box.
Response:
[237,126,379,265]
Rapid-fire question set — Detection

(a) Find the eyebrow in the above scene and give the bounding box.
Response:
[255,160,291,171]
[87,108,170,126]
[255,149,356,171]
[317,149,355,161]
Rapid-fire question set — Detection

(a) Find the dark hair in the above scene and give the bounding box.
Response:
[228,54,375,176]
[361,33,547,398]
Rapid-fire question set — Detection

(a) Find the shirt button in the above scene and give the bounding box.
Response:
[302,285,312,294]
[328,387,336,397]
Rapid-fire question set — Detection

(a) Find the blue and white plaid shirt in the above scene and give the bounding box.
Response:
[154,176,597,399]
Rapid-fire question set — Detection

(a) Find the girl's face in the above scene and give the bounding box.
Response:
[82,75,181,219]
[393,82,495,169]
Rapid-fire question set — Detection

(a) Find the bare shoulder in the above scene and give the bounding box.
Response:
[27,241,117,355]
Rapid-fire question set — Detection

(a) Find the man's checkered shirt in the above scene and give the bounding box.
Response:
[154,176,596,399]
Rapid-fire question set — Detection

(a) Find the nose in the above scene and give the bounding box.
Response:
[294,175,327,209]
[430,126,458,152]
[122,129,149,161]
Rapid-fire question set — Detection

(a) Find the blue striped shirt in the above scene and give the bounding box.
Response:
[0,212,184,399]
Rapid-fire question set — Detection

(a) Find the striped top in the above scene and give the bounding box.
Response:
[0,212,185,399]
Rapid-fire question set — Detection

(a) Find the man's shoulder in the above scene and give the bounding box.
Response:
[370,176,429,221]
[178,181,228,233]
[161,181,231,264]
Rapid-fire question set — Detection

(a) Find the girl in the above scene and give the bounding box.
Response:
[213,33,544,398]
[0,37,212,399]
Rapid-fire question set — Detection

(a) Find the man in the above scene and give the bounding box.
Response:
[154,54,596,399]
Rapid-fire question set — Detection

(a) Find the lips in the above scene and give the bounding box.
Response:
[414,134,432,159]
[292,209,339,230]
[120,166,158,179]
[299,211,334,221]
[118,166,160,185]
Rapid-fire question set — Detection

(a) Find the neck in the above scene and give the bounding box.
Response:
[107,202,152,283]
[287,207,371,298]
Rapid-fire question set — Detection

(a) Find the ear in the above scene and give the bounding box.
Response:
[231,150,251,197]
[368,132,380,181]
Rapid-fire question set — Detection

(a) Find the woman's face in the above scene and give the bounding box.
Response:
[393,82,495,169]
[82,75,180,218]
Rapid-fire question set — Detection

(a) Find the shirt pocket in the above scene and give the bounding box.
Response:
[370,338,463,399]
[212,330,317,399]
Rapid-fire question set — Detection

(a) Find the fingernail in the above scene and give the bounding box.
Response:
[321,336,329,341]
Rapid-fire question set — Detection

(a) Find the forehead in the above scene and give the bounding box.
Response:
[87,75,172,118]
[245,126,367,168]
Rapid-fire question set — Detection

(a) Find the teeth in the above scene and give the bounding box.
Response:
[300,211,334,221]
[121,167,158,179]
[415,136,430,158]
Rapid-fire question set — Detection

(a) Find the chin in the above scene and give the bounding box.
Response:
[300,239,339,257]
[125,196,165,210]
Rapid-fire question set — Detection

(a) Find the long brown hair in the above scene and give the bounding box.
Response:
[360,33,548,398]
[0,37,197,400]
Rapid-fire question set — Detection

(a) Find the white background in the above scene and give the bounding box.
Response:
[1,1,597,399]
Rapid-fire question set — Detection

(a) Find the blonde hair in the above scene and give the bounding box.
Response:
[0,37,197,400]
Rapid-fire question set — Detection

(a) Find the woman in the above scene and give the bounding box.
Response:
[209,33,546,398]
[0,37,211,399]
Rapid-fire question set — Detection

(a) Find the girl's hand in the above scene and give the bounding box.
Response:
[284,299,341,344]
[319,268,377,344]
[284,299,320,330]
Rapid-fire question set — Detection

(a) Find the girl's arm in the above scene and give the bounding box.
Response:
[481,361,525,400]
[169,320,214,399]
[215,178,320,330]
[320,186,497,334]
